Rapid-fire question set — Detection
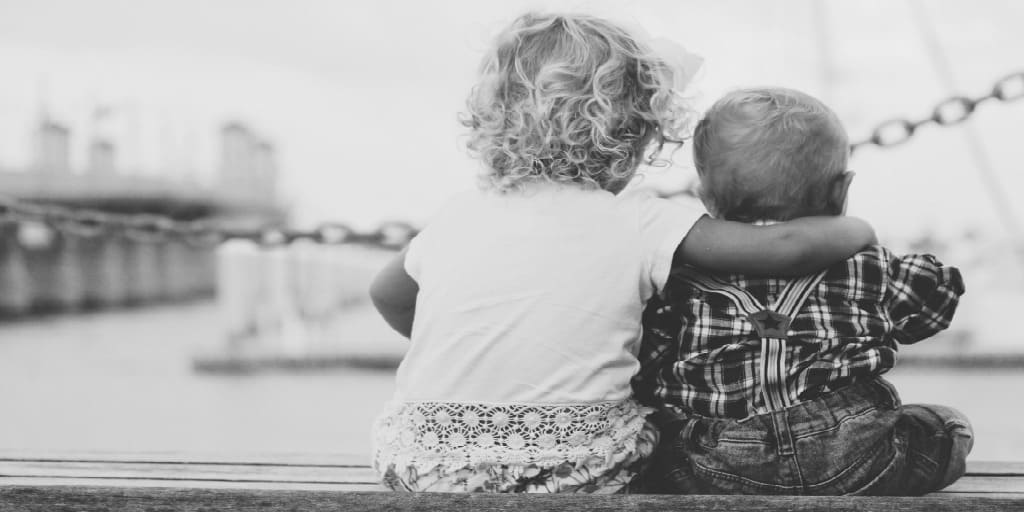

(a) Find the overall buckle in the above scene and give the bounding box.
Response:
[747,310,791,338]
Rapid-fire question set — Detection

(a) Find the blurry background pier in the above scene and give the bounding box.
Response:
[1,117,284,315]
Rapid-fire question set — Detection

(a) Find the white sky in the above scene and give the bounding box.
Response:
[0,0,1022,244]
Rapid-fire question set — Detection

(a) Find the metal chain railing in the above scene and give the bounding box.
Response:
[850,70,1024,152]
[1,70,1021,249]
[0,194,417,250]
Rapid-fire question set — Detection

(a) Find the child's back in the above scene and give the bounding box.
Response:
[635,87,972,496]
[638,247,962,419]
[397,185,701,404]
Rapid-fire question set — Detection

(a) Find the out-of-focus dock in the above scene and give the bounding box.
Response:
[0,169,275,216]
[0,120,283,316]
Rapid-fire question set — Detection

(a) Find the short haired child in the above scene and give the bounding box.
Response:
[370,16,876,494]
[635,87,972,495]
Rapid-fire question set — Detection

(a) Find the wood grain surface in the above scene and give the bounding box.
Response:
[2,486,1024,512]
[2,456,1021,510]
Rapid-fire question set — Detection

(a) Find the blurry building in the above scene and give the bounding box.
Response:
[219,122,251,185]
[87,139,117,175]
[33,120,71,174]
[218,121,278,201]
[252,140,277,202]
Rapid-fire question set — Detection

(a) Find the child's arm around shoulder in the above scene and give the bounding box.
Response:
[369,249,418,338]
[676,215,877,277]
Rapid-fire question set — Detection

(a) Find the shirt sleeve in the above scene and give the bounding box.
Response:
[883,250,966,344]
[402,230,426,282]
[401,190,475,282]
[635,192,707,296]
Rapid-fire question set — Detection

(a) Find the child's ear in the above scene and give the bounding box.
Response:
[828,171,855,215]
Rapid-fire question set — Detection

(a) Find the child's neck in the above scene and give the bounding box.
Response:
[723,205,841,223]
[501,179,606,196]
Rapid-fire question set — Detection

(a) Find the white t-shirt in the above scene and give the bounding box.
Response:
[395,185,705,404]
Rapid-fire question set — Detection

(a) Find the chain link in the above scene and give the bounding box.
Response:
[46,207,109,238]
[993,72,1024,102]
[174,220,229,248]
[851,70,1024,152]
[313,223,353,244]
[0,194,416,250]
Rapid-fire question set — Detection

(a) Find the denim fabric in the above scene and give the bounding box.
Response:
[643,378,973,496]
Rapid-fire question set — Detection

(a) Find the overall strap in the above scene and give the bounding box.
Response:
[671,267,766,315]
[673,267,828,412]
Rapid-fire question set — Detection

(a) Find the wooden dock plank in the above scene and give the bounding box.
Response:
[1,476,1014,496]
[0,475,1012,496]
[0,478,381,492]
[2,453,1014,475]
[0,450,371,467]
[1,458,1021,494]
[2,487,1023,512]
[1,455,1021,511]
[0,460,375,484]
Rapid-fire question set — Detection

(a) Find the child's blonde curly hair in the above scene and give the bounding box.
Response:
[461,12,696,193]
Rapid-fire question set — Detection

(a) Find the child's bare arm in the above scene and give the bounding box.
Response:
[676,215,876,277]
[369,250,418,338]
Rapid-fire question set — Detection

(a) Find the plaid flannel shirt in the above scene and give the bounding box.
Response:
[633,245,965,420]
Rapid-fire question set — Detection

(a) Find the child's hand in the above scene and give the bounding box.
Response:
[676,215,876,277]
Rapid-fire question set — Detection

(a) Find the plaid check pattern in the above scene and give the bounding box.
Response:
[633,246,965,419]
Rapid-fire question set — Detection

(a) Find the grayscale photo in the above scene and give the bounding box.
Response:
[0,0,1022,509]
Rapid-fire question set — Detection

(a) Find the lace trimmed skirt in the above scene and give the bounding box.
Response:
[371,398,658,493]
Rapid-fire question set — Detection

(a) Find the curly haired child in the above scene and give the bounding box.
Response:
[369,13,876,493]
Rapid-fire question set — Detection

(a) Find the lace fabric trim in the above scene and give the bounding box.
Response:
[372,399,652,475]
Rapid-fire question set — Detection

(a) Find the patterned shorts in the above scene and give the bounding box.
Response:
[377,419,659,493]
